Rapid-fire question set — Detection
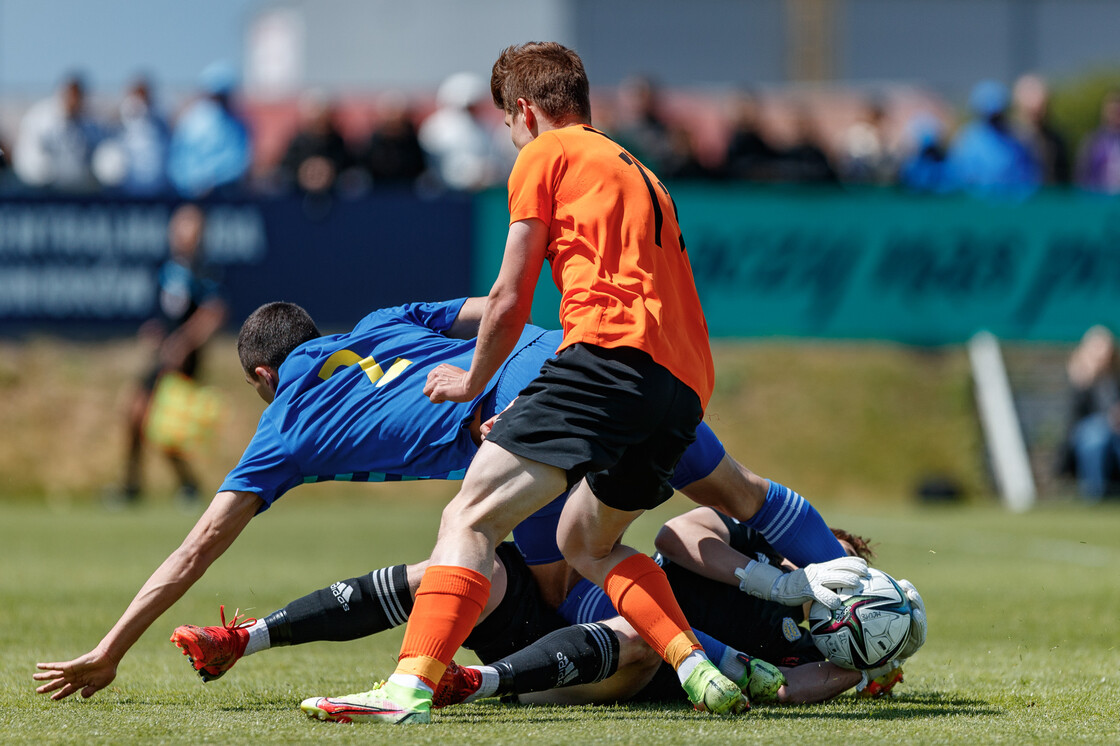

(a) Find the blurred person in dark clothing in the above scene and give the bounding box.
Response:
[277,92,354,194]
[362,92,427,187]
[1012,74,1071,186]
[111,204,227,507]
[721,90,779,182]
[661,125,713,181]
[773,105,838,184]
[1075,88,1120,195]
[613,75,674,175]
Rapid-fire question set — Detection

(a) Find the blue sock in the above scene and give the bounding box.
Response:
[692,628,727,666]
[745,481,846,565]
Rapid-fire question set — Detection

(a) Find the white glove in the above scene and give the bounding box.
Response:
[734,556,869,609]
[896,578,927,659]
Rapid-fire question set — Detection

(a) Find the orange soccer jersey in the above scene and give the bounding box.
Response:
[507,124,714,407]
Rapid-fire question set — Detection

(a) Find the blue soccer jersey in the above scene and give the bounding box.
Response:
[220,298,552,510]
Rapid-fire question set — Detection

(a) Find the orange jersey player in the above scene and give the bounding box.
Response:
[302,42,865,726]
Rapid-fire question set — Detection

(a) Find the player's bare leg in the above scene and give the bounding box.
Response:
[556,483,746,715]
[302,441,567,724]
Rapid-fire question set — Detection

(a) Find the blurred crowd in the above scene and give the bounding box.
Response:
[1,65,1119,199]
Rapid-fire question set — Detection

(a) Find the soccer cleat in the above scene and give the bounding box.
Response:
[732,651,786,703]
[169,605,256,682]
[431,660,483,708]
[683,660,750,716]
[856,662,905,699]
[301,681,431,725]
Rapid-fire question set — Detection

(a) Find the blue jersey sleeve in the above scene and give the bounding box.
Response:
[218,417,304,512]
[352,298,467,337]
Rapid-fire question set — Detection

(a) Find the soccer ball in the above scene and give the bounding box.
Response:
[807,567,912,670]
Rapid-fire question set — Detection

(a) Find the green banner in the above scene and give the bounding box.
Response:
[474,186,1120,344]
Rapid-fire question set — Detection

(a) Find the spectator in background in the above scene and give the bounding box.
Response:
[168,62,251,197]
[721,90,779,182]
[1075,88,1120,195]
[773,104,838,184]
[419,71,505,191]
[660,124,712,181]
[12,72,104,192]
[613,75,674,174]
[1012,74,1071,186]
[277,91,353,195]
[110,203,227,507]
[944,79,1040,198]
[838,97,896,185]
[1058,325,1120,501]
[897,113,950,193]
[361,91,426,187]
[92,77,171,195]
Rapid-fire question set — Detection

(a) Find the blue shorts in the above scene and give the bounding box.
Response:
[511,421,725,565]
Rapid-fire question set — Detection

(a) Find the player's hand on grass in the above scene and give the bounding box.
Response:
[424,363,476,403]
[34,647,118,700]
[735,556,869,609]
[896,578,927,658]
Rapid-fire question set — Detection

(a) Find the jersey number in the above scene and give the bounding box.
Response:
[317,349,412,388]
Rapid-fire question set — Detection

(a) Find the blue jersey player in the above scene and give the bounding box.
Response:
[35,297,855,703]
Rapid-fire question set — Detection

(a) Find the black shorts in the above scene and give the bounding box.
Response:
[462,542,568,664]
[631,561,824,703]
[485,343,703,512]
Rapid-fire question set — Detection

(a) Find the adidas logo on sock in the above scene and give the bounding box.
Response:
[555,652,578,686]
[331,581,355,611]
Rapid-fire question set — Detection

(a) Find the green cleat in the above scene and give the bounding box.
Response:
[301,681,431,725]
[732,652,786,703]
[683,660,750,716]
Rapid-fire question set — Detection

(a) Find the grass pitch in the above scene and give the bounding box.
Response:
[4,492,1120,744]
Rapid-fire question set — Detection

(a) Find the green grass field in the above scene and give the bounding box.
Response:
[4,491,1120,744]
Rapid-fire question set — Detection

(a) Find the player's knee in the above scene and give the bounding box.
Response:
[438,495,505,546]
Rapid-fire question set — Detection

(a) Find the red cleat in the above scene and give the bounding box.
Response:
[431,660,484,708]
[170,605,256,682]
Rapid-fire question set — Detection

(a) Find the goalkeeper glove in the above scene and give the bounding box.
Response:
[734,556,869,609]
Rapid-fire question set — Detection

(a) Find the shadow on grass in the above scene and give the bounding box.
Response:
[431,691,1000,725]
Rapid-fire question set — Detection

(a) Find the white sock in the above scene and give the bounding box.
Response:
[675,650,710,685]
[387,673,434,695]
[719,646,747,684]
[465,666,501,702]
[243,619,270,657]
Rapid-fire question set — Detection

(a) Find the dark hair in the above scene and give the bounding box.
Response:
[237,302,321,372]
[830,527,876,562]
[490,42,591,123]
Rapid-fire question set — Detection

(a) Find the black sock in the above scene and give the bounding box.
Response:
[263,564,412,646]
[491,623,620,696]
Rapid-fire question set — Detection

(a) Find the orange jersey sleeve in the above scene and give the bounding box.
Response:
[507,125,714,407]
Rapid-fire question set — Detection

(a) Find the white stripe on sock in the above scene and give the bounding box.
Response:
[372,567,408,627]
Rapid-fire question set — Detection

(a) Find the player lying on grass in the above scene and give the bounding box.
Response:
[34,297,862,702]
[171,506,918,713]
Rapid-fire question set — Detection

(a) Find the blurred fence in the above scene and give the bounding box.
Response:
[3,187,1119,342]
[0,191,473,335]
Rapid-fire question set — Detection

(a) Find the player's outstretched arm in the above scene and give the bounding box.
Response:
[654,507,745,587]
[33,490,262,700]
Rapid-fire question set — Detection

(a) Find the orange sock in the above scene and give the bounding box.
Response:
[395,565,490,689]
[605,553,701,670]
